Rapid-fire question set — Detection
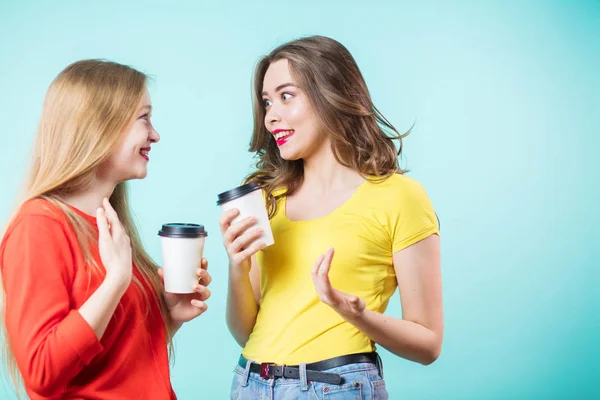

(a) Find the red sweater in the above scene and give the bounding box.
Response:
[0,199,176,399]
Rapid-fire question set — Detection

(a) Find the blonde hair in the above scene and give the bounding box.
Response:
[0,59,174,394]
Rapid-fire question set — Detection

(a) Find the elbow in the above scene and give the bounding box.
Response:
[22,352,65,396]
[225,313,254,348]
[419,332,442,365]
[232,331,250,348]
[226,320,249,348]
[23,371,63,397]
[419,337,443,366]
[419,347,441,366]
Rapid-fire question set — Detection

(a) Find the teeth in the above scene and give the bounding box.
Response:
[275,130,293,140]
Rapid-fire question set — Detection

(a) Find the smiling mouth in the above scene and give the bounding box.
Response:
[140,147,150,160]
[273,130,294,146]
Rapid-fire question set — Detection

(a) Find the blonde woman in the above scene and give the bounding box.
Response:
[0,60,212,399]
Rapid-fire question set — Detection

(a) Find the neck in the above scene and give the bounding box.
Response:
[63,180,117,217]
[301,141,362,193]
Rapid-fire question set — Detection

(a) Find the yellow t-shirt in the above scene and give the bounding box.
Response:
[242,174,439,365]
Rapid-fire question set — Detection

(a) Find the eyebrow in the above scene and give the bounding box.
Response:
[261,83,297,96]
[140,105,152,111]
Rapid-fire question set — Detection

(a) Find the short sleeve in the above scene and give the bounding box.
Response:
[389,177,440,253]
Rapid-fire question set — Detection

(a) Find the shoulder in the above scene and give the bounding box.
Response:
[20,198,67,218]
[3,199,72,244]
[15,198,70,226]
[1,199,78,283]
[363,173,433,207]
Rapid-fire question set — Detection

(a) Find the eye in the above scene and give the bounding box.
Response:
[139,113,150,121]
[282,93,293,101]
[263,98,272,108]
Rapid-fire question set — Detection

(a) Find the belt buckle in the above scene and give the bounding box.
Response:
[259,362,275,379]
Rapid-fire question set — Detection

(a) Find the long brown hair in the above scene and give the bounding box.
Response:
[0,60,174,394]
[246,35,409,218]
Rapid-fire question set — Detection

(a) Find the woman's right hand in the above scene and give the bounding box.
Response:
[96,198,132,290]
[219,209,265,273]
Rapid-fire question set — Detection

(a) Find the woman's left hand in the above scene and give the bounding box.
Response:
[158,258,212,327]
[311,248,365,321]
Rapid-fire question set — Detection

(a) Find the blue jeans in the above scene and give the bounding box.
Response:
[230,358,388,400]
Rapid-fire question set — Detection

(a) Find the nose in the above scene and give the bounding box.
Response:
[265,104,281,130]
[149,126,160,143]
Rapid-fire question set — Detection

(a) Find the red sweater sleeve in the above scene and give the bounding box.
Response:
[1,215,103,397]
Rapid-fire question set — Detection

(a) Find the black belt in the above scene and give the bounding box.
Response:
[238,352,379,385]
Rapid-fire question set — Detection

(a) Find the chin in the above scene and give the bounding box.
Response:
[278,147,302,161]
[130,168,148,180]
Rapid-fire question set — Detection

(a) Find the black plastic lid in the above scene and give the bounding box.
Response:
[158,223,207,238]
[216,182,262,206]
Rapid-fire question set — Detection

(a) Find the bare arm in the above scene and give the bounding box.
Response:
[350,235,443,364]
[220,209,265,347]
[312,234,443,365]
[226,255,261,346]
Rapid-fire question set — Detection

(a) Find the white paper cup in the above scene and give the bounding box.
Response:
[158,223,208,293]
[217,182,274,247]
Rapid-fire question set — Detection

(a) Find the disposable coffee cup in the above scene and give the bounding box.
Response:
[217,182,274,247]
[158,223,208,293]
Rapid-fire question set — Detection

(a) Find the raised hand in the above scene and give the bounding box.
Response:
[311,248,366,321]
[96,198,132,289]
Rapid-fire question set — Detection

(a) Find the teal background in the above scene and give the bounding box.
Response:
[1,0,598,398]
